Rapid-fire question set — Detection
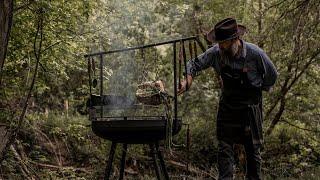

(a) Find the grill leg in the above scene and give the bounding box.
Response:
[105,142,117,180]
[155,142,169,180]
[119,144,128,180]
[150,144,162,180]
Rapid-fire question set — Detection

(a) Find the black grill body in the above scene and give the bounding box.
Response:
[92,117,182,143]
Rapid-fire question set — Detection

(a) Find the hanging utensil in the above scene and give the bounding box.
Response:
[188,40,193,60]
[193,40,198,58]
[153,47,160,80]
[178,40,183,89]
[182,40,188,91]
[89,57,98,88]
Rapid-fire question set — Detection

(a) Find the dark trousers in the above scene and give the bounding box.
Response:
[217,136,262,180]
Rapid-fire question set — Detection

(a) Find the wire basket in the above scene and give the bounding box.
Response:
[136,81,165,105]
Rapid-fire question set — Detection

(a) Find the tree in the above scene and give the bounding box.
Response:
[0,0,13,83]
[0,0,99,165]
[0,0,14,163]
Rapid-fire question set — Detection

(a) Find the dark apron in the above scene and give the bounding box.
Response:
[217,63,263,145]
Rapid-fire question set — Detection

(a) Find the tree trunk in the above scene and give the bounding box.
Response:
[0,0,14,84]
[0,0,13,163]
[257,0,264,48]
[0,7,44,165]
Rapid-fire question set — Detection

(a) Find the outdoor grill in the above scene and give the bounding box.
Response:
[88,94,182,144]
[85,36,205,180]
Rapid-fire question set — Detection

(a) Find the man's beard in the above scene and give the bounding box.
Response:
[219,42,240,59]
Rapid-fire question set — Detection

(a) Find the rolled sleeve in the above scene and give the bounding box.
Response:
[259,51,278,91]
[186,46,218,77]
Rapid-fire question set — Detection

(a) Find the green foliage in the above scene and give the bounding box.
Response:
[1,0,319,179]
[263,123,320,178]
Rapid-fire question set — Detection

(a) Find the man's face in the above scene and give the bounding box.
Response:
[218,39,239,58]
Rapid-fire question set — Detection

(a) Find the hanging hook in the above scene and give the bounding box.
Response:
[91,57,96,76]
[88,57,92,95]
[153,47,159,80]
[193,40,198,58]
[91,57,98,88]
[182,40,188,91]
[188,40,193,60]
[178,40,184,89]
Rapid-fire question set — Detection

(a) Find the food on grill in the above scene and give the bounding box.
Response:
[135,80,174,149]
[135,80,166,105]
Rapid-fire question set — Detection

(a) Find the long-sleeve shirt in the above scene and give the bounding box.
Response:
[186,40,278,91]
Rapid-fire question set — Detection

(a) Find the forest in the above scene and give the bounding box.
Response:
[0,0,319,179]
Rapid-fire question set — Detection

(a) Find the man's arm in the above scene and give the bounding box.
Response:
[186,47,217,77]
[178,46,217,94]
[259,51,278,91]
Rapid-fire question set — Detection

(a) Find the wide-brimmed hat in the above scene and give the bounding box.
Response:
[207,18,247,43]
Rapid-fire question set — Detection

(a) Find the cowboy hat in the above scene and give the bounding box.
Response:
[206,18,247,43]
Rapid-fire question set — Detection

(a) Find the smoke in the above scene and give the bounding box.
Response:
[87,0,192,112]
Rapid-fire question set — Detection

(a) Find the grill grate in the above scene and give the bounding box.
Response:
[95,116,166,121]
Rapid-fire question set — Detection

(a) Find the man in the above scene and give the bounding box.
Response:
[178,18,277,180]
